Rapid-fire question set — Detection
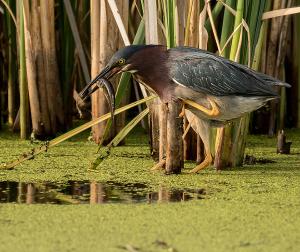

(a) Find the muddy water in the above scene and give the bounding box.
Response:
[0,181,206,204]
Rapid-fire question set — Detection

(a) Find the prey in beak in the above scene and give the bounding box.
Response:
[79,65,118,125]
[79,45,141,128]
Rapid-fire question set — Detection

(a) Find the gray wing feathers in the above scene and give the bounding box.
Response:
[169,48,290,97]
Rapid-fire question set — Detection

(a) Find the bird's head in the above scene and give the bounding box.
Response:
[79,45,156,101]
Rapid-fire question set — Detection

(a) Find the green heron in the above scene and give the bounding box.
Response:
[79,45,290,172]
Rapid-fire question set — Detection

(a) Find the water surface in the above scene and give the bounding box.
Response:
[0,181,206,204]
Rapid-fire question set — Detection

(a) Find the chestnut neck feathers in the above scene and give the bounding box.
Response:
[129,45,172,102]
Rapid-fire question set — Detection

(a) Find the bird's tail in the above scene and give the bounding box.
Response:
[256,71,291,88]
[274,82,291,88]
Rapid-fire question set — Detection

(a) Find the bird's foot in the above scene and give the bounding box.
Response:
[189,154,213,173]
[151,159,166,171]
[183,98,220,117]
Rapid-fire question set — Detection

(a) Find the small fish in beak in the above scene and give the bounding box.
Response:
[79,65,116,126]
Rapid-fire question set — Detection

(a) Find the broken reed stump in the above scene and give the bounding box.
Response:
[277,130,292,154]
[166,100,183,174]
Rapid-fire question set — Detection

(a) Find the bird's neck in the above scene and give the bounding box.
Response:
[131,45,172,102]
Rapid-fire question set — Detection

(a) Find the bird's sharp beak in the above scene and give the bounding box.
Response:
[79,65,119,101]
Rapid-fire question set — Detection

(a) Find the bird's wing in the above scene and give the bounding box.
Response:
[169,47,289,97]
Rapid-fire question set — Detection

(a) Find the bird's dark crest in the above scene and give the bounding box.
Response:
[108,44,160,65]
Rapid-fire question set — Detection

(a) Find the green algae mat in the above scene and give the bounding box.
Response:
[0,129,300,252]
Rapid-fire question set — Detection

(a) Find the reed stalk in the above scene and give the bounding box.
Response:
[175,0,185,46]
[145,0,161,161]
[19,0,29,139]
[90,0,102,143]
[114,0,130,143]
[247,0,266,60]
[204,1,224,32]
[59,0,75,127]
[220,0,236,57]
[32,0,51,135]
[40,0,64,132]
[266,0,281,136]
[278,1,292,130]
[5,0,16,126]
[184,0,199,47]
[23,0,43,136]
[64,0,90,84]
[49,0,64,126]
[229,0,244,61]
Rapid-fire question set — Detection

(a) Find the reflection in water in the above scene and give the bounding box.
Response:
[0,181,206,205]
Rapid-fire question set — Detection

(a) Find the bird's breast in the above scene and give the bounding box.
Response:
[134,74,173,103]
[134,76,156,94]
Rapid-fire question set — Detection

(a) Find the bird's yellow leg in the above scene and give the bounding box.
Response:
[182,115,196,140]
[189,153,213,173]
[179,103,185,117]
[183,97,220,117]
[150,159,166,171]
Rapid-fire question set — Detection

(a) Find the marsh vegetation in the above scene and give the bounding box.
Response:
[0,1,300,251]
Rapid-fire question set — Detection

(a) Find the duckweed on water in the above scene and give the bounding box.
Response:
[0,128,300,252]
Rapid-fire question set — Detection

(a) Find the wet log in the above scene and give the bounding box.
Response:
[166,100,183,174]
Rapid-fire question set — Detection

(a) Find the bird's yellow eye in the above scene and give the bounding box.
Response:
[118,58,125,65]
